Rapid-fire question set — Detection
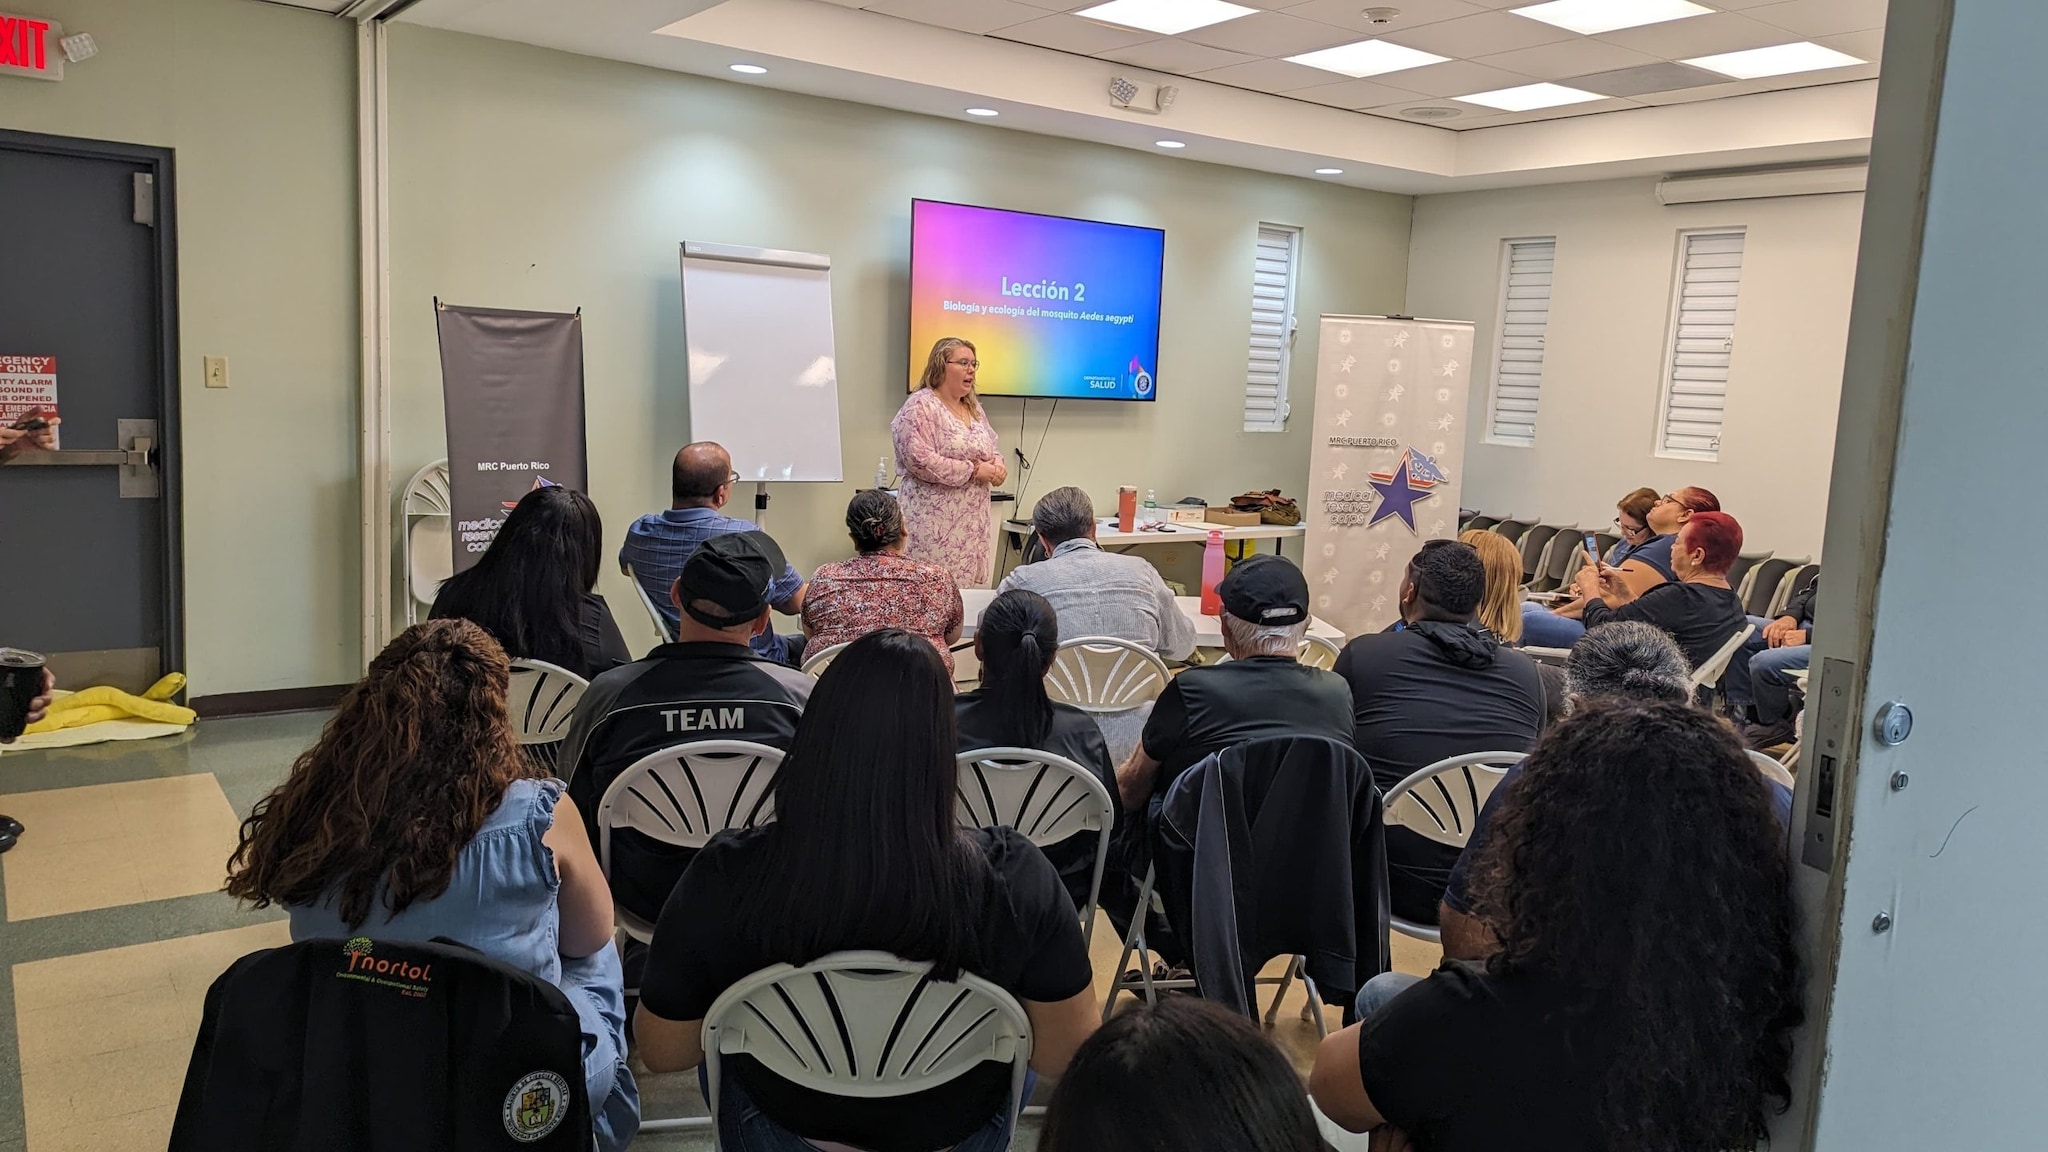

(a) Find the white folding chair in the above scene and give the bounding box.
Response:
[1747,748,1796,790]
[800,641,849,677]
[400,459,450,626]
[956,748,1115,948]
[1380,751,1527,944]
[1299,634,1342,670]
[506,659,588,774]
[1045,636,1170,711]
[690,951,1032,1143]
[595,739,783,945]
[1688,623,1757,695]
[621,562,675,645]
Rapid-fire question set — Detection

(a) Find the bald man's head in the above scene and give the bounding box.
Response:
[672,442,733,507]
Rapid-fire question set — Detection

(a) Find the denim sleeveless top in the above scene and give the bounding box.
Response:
[287,777,564,987]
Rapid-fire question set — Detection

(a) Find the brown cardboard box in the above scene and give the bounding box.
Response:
[1166,506,1207,525]
[1204,509,1261,527]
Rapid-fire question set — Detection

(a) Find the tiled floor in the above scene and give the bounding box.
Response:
[0,712,1442,1152]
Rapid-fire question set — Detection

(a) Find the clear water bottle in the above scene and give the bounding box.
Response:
[875,456,889,490]
[1200,530,1226,616]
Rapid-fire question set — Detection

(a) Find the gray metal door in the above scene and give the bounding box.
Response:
[0,137,176,694]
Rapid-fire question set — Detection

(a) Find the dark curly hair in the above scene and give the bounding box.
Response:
[1469,699,1802,1151]
[224,620,534,929]
[845,487,905,554]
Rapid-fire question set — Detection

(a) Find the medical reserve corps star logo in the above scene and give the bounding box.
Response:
[504,1070,570,1142]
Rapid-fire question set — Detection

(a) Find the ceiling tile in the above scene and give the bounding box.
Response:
[1477,38,1661,80]
[1181,10,1360,55]
[1287,77,1429,108]
[1816,27,1883,63]
[1098,37,1261,73]
[1630,62,1879,104]
[1194,56,1346,93]
[1742,0,1889,38]
[1385,58,1536,96]
[1570,61,1727,97]
[1699,0,1797,8]
[1595,11,1794,59]
[1276,0,1488,37]
[994,13,1158,53]
[861,0,1047,35]
[1379,11,1577,59]
[1360,101,1505,128]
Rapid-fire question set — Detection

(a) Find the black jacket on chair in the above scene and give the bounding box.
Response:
[1152,736,1390,1018]
[171,937,593,1152]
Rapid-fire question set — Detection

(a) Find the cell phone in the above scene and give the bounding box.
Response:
[1583,533,1604,568]
[10,416,47,432]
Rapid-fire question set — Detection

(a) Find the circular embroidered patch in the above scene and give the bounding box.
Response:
[503,1070,570,1143]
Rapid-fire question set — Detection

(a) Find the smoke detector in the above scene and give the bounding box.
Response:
[1362,6,1401,23]
[1401,105,1463,120]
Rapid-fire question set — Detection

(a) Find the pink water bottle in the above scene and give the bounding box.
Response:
[1200,530,1226,615]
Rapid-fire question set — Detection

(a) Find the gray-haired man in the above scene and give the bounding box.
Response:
[996,486,1197,664]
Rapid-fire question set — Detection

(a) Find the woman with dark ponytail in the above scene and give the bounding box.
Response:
[803,488,965,671]
[955,590,1119,907]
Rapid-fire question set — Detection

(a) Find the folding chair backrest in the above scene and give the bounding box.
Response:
[1742,555,1807,617]
[1382,752,1526,847]
[1532,528,1585,593]
[956,747,1114,947]
[1725,551,1773,604]
[1517,525,1563,582]
[1688,623,1757,690]
[1491,518,1536,546]
[595,740,782,871]
[507,659,589,773]
[702,952,1030,1115]
[401,459,451,626]
[1299,634,1342,670]
[1463,514,1499,532]
[623,562,674,644]
[1767,562,1821,619]
[801,641,849,677]
[1046,637,1171,714]
[1593,531,1622,562]
[1747,749,1796,790]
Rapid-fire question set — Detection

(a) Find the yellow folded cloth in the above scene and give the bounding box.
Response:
[22,674,196,735]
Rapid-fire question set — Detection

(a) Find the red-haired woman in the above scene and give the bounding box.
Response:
[1576,510,1748,670]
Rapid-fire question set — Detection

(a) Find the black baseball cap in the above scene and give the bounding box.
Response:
[1218,554,1309,627]
[677,531,785,629]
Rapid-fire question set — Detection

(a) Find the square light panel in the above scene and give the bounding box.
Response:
[1510,0,1712,36]
[1286,40,1449,79]
[1683,42,1866,79]
[1455,82,1604,111]
[1075,0,1258,36]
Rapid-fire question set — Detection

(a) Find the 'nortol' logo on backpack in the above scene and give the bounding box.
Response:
[661,706,743,733]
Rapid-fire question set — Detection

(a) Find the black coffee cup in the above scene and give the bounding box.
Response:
[0,649,47,741]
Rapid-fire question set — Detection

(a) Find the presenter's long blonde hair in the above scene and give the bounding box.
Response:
[1460,528,1524,645]
[917,337,982,418]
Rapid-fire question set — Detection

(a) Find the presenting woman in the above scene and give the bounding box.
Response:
[893,337,1005,588]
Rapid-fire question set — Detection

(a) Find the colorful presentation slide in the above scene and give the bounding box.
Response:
[908,200,1165,402]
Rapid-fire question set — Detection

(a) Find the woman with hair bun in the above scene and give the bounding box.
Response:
[802,488,965,671]
[955,589,1119,908]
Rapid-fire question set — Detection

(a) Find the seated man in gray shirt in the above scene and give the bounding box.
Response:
[996,486,1197,662]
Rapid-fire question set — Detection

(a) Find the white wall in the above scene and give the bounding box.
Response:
[382,25,1413,643]
[1,0,361,695]
[1408,177,1861,560]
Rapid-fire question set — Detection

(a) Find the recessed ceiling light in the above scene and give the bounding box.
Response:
[1510,0,1711,36]
[1683,42,1865,80]
[729,63,768,75]
[965,107,1000,117]
[1155,140,1187,149]
[1315,167,1344,175]
[1076,0,1257,36]
[1286,39,1449,79]
[1455,82,1604,111]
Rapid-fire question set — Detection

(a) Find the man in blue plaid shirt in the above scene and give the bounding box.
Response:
[620,442,807,665]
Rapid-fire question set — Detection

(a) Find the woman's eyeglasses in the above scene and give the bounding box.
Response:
[946,358,980,370]
[1614,518,1649,538]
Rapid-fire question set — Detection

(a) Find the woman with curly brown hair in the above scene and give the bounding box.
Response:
[224,619,640,1149]
[1310,699,1801,1152]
